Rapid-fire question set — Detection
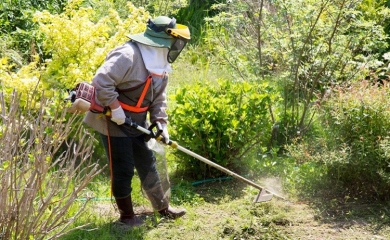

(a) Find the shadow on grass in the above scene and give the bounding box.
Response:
[58,223,145,240]
[310,197,390,227]
[170,177,250,205]
[296,183,390,238]
[58,213,161,240]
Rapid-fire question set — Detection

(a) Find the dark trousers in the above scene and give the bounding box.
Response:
[100,134,160,199]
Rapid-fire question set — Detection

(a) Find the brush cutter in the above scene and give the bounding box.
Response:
[65,83,285,202]
[124,118,286,203]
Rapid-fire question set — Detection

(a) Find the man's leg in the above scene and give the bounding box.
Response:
[100,134,144,226]
[133,136,186,219]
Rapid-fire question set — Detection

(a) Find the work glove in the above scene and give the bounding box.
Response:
[111,106,126,125]
[161,125,170,144]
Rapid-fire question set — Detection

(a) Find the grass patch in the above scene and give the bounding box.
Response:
[53,166,390,240]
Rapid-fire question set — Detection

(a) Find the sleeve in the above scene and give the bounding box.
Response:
[92,46,134,107]
[148,76,169,126]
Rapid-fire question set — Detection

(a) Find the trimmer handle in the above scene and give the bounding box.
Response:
[145,121,163,142]
[124,118,163,142]
[124,118,135,127]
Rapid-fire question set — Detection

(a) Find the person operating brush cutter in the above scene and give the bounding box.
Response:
[83,16,191,227]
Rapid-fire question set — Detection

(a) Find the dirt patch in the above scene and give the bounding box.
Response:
[279,202,388,239]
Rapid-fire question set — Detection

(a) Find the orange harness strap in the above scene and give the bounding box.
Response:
[118,73,163,113]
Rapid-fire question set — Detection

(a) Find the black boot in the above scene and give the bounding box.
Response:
[115,195,144,227]
[158,206,186,219]
[144,184,186,219]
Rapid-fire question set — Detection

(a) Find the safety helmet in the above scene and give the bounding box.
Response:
[127,16,191,63]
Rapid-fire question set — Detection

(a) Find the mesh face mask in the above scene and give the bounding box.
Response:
[167,38,188,63]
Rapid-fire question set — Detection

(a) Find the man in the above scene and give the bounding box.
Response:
[83,16,190,227]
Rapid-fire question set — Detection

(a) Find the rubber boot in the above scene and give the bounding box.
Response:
[115,195,144,227]
[144,184,186,219]
[158,206,186,219]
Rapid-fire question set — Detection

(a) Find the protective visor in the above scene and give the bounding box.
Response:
[167,38,188,63]
[165,24,190,63]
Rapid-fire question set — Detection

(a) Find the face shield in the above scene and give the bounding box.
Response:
[167,38,187,63]
[165,24,190,63]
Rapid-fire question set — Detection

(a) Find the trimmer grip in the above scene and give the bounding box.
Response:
[125,118,133,126]
[155,121,163,136]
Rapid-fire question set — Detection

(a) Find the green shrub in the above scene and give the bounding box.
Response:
[320,80,390,200]
[204,0,390,147]
[0,0,66,65]
[168,78,275,179]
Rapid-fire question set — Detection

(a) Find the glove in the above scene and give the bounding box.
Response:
[161,125,169,144]
[111,106,126,125]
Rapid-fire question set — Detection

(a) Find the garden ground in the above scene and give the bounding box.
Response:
[80,180,390,240]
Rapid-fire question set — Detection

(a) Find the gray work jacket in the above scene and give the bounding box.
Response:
[83,41,168,137]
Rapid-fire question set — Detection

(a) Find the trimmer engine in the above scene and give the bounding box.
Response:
[66,82,105,113]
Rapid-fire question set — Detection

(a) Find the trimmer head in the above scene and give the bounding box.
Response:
[253,189,273,203]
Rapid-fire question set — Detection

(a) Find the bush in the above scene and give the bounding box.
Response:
[168,78,275,179]
[0,0,67,65]
[0,56,43,105]
[0,90,103,239]
[284,138,344,199]
[33,0,149,90]
[319,80,390,200]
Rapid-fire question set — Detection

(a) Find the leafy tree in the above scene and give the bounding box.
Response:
[358,0,390,51]
[0,0,66,34]
[0,0,67,65]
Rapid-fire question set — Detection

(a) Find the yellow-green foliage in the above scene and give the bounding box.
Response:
[0,56,43,104]
[1,0,149,102]
[33,0,149,89]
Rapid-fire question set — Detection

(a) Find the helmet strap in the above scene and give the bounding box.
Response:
[147,17,176,32]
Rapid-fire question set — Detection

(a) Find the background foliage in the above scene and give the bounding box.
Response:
[205,0,390,146]
[34,0,149,90]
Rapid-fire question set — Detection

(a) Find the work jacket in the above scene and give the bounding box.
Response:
[84,41,168,137]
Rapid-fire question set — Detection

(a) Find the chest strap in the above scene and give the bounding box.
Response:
[118,73,163,113]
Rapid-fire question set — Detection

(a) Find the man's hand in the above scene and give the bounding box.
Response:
[111,106,126,125]
[161,125,169,144]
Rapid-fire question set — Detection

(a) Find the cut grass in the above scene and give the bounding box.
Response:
[58,178,390,240]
